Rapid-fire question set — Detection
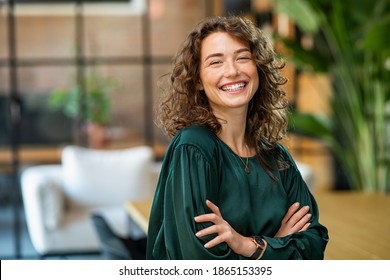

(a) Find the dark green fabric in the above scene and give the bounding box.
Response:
[146,125,328,260]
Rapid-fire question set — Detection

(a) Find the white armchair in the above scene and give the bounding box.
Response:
[21,145,158,256]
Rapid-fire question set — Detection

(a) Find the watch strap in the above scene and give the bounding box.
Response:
[250,236,265,260]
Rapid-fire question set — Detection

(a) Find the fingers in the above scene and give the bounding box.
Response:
[205,199,221,216]
[193,200,220,240]
[287,205,311,227]
[194,200,223,235]
[195,225,226,248]
[291,211,312,232]
[282,202,300,223]
[275,202,312,237]
[195,224,217,238]
[194,213,218,223]
[193,200,221,223]
[194,200,229,249]
[203,235,225,248]
[299,223,311,232]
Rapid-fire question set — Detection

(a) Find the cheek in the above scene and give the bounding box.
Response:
[199,70,217,90]
[251,68,260,91]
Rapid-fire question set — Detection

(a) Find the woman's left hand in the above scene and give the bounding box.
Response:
[194,200,256,257]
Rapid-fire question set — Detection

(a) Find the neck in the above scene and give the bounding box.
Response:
[213,107,253,157]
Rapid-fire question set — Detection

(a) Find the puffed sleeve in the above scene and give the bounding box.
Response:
[147,143,239,260]
[260,146,329,260]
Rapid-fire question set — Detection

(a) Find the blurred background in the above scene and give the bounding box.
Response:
[0,0,389,260]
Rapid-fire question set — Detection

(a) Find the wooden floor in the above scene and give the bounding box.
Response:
[314,190,390,260]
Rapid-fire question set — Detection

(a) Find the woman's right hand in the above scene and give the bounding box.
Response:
[274,202,312,238]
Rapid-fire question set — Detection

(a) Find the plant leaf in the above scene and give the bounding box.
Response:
[279,37,329,72]
[271,0,321,34]
[364,16,390,51]
[288,111,332,143]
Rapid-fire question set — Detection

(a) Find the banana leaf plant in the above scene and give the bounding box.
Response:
[271,0,390,193]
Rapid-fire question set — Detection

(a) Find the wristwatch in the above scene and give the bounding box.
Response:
[250,236,265,260]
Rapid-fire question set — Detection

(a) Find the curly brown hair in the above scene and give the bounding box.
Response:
[156,15,288,156]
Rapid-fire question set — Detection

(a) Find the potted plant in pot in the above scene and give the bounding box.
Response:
[48,73,120,149]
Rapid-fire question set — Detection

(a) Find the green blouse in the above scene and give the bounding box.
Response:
[146,125,328,260]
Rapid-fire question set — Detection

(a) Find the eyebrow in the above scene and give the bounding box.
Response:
[203,48,251,62]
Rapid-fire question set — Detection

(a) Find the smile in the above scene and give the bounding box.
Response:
[221,82,246,92]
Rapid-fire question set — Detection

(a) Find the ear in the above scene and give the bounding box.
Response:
[196,80,204,91]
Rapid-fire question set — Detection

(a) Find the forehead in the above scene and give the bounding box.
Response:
[200,32,250,57]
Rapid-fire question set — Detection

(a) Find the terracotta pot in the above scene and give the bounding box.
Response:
[86,123,109,149]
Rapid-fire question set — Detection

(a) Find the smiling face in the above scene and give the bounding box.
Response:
[198,32,259,116]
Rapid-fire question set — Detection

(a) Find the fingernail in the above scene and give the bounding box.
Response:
[204,243,209,248]
[294,202,300,207]
[304,206,310,210]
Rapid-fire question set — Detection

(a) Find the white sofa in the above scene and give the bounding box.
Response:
[21,145,158,256]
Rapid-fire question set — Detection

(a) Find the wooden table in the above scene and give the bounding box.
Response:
[0,143,167,165]
[314,190,390,260]
[126,199,152,234]
[126,191,390,260]
[0,146,62,164]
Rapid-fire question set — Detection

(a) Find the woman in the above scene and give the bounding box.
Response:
[146,15,328,260]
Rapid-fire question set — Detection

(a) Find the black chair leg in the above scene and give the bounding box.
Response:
[90,213,133,260]
[122,236,147,260]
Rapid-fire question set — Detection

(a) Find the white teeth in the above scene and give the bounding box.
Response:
[222,82,245,92]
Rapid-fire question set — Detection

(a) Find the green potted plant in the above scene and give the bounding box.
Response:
[270,0,390,193]
[48,73,120,148]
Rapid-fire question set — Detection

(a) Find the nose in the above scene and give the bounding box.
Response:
[224,61,240,77]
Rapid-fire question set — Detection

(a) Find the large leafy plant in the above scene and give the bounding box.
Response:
[271,0,390,192]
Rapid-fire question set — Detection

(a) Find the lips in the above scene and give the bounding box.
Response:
[220,82,246,92]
